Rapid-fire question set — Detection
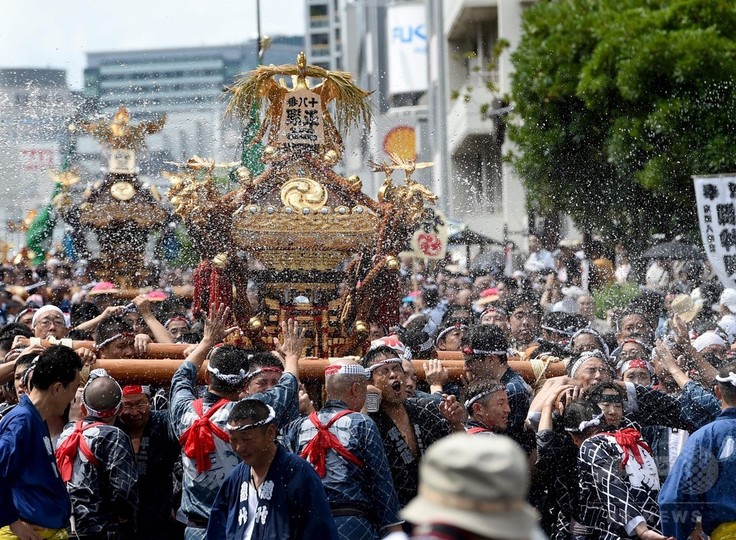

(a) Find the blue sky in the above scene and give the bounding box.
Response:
[0,0,306,89]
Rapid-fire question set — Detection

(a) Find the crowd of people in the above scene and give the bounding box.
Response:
[1,236,736,540]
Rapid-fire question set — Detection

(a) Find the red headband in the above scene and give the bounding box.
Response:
[325,365,342,376]
[246,366,283,379]
[627,359,648,370]
[122,385,151,396]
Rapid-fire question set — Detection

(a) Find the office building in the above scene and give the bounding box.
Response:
[80,37,304,175]
[306,0,344,70]
[426,0,532,245]
[0,68,80,226]
[308,0,531,245]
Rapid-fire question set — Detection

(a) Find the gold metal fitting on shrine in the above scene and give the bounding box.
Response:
[248,317,263,331]
[354,320,369,335]
[323,150,339,165]
[212,253,228,269]
[347,175,362,191]
[385,256,400,271]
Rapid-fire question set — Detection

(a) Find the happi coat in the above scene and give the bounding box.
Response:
[369,397,452,507]
[56,418,139,537]
[0,394,71,530]
[117,410,180,540]
[578,429,662,539]
[659,407,736,539]
[285,400,402,540]
[169,361,299,529]
[206,445,338,540]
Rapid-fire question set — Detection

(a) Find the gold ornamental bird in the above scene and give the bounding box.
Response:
[386,152,434,184]
[48,169,80,187]
[76,106,166,151]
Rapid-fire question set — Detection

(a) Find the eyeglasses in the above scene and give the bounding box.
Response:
[121,402,149,412]
[36,318,66,329]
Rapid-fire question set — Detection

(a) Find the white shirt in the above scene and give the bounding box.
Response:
[668,428,689,471]
[524,249,556,273]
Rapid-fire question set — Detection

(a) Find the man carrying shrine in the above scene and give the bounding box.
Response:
[169,306,301,540]
[56,369,138,540]
[285,361,403,539]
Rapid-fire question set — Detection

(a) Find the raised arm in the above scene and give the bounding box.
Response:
[73,305,127,332]
[132,295,174,344]
[273,318,305,380]
[184,304,237,371]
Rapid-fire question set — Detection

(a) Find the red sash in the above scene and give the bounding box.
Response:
[178,398,231,474]
[467,426,490,435]
[613,427,652,468]
[300,410,364,478]
[55,420,105,482]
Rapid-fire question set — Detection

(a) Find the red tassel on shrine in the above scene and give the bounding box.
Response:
[209,265,233,312]
[192,260,213,315]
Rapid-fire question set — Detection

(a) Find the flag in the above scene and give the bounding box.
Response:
[240,43,266,175]
[26,139,74,264]
[240,102,264,175]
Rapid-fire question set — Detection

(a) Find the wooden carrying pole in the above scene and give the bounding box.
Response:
[18,338,189,359]
[20,338,566,385]
[95,357,565,386]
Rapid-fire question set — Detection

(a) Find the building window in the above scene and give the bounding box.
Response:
[454,140,502,214]
[310,33,329,46]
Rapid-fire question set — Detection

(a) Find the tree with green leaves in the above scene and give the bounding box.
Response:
[509,0,736,251]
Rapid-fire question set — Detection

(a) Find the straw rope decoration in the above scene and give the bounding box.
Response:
[225,53,373,145]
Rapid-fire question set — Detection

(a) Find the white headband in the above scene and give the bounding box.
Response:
[464,384,504,410]
[541,324,576,337]
[82,368,123,419]
[620,359,655,376]
[245,366,283,380]
[569,328,609,357]
[368,337,411,360]
[226,405,276,431]
[564,412,604,433]
[462,348,507,358]
[366,357,403,374]
[569,350,608,378]
[716,371,736,386]
[21,356,40,387]
[325,364,369,378]
[207,364,248,384]
[435,324,468,344]
[416,335,435,353]
[95,332,135,351]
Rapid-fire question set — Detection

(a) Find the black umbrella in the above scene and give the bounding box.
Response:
[642,241,704,260]
[469,250,507,274]
[447,228,503,271]
[447,229,501,246]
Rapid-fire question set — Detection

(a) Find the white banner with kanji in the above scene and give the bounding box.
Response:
[694,174,736,289]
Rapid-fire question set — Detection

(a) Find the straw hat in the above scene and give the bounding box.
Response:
[670,293,703,323]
